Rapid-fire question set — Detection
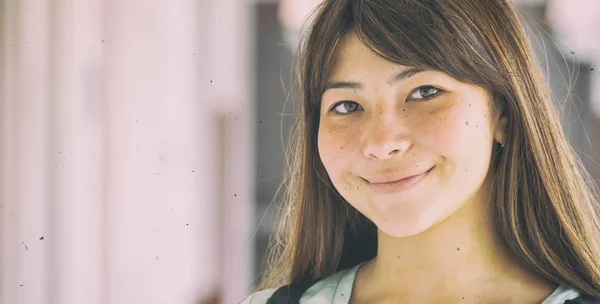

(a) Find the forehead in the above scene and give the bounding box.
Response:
[328,33,410,82]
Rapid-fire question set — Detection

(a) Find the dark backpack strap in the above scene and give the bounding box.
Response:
[266,281,313,304]
[565,294,600,304]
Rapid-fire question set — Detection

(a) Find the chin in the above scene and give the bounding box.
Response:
[373,213,442,238]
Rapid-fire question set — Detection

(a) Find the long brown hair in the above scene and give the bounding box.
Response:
[257,0,600,297]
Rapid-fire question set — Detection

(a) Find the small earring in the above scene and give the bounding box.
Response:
[500,134,506,148]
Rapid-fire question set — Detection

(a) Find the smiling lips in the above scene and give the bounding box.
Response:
[364,167,433,193]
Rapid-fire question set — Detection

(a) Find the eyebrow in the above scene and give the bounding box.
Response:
[322,67,424,93]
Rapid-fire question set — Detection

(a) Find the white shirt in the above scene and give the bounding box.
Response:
[241,263,582,303]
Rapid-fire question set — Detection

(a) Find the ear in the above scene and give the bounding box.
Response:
[493,113,508,145]
[490,91,509,145]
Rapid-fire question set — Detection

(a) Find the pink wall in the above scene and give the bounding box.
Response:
[0,1,255,303]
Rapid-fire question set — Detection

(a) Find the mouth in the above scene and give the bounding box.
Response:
[363,166,434,194]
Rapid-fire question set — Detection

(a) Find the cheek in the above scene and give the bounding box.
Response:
[418,100,492,154]
[317,121,361,175]
[417,99,494,190]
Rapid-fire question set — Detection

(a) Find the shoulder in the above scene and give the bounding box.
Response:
[240,263,363,304]
[238,288,277,304]
[300,263,362,302]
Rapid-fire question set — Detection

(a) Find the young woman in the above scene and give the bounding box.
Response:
[243,0,600,303]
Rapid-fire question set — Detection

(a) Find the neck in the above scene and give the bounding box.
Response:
[356,191,556,302]
[373,197,509,284]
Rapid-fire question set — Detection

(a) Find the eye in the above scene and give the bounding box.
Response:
[330,101,363,114]
[408,85,444,101]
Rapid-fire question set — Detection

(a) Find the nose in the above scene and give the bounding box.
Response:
[362,115,411,160]
[363,137,411,160]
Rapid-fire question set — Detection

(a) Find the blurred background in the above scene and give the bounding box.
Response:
[1,0,599,303]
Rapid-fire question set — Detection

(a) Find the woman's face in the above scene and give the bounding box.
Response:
[317,33,506,237]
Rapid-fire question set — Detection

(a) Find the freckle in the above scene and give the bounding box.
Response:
[465,121,469,126]
[397,255,400,259]
[469,104,472,107]
[476,125,479,128]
